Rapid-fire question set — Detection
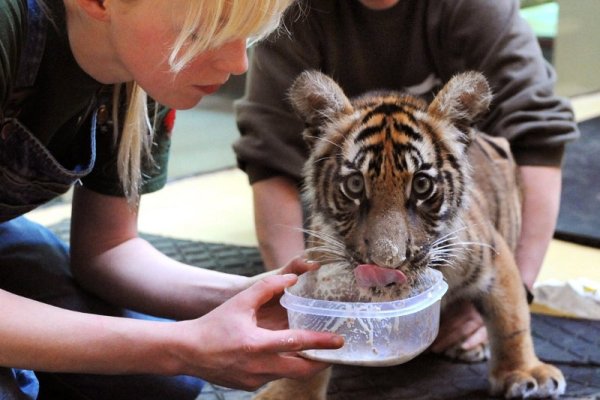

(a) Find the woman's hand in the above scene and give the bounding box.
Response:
[246,257,321,330]
[172,274,343,391]
[251,256,321,282]
[278,256,321,276]
[429,299,487,354]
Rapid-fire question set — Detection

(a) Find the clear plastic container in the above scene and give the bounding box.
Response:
[281,268,448,366]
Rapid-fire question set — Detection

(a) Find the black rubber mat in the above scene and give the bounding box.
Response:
[143,232,265,276]
[555,116,600,248]
[328,314,600,400]
[48,220,600,399]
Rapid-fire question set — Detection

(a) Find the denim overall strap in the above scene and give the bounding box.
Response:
[15,0,47,88]
[0,0,97,223]
[2,0,46,121]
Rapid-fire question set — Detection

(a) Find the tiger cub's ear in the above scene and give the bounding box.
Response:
[289,70,353,147]
[428,71,492,144]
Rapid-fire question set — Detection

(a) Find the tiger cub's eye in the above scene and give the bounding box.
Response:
[342,172,365,199]
[412,173,434,199]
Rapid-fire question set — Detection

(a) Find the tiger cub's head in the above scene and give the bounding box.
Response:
[289,71,491,292]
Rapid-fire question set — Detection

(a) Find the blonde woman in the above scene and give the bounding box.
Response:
[0,0,343,398]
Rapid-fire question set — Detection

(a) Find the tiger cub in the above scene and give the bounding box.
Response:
[254,71,566,399]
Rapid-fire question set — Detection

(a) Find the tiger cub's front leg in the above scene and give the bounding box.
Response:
[253,367,331,400]
[481,235,565,399]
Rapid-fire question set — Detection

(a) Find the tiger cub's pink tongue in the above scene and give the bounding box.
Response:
[354,264,408,288]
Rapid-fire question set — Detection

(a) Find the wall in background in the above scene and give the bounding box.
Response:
[554,0,600,97]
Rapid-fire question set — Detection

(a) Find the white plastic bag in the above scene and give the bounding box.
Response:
[533,278,600,320]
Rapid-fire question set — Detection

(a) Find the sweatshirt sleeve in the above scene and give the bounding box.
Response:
[429,0,579,167]
[233,4,324,184]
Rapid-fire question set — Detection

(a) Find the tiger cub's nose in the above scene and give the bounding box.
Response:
[370,238,407,269]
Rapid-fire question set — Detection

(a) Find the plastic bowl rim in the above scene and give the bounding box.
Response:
[281,268,449,318]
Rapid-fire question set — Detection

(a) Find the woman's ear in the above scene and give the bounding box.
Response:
[74,0,110,21]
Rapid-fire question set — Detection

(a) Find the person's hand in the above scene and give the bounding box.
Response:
[278,256,321,276]
[172,274,343,391]
[253,256,321,282]
[249,257,321,330]
[429,299,487,354]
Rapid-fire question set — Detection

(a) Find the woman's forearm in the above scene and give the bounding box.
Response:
[69,186,250,320]
[0,277,343,391]
[0,289,179,374]
[72,237,250,320]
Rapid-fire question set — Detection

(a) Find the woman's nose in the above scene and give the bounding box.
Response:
[212,39,248,75]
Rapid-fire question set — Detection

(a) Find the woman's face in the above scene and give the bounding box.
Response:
[107,0,248,109]
[358,0,400,10]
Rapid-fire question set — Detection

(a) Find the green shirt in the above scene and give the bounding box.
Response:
[0,0,171,197]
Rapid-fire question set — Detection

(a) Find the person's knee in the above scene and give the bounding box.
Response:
[0,217,70,273]
[36,372,204,400]
[0,217,75,304]
[0,368,39,400]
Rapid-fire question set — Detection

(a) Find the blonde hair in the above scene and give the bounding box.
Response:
[118,0,295,202]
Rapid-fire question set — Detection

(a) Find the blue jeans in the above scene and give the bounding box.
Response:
[0,217,204,399]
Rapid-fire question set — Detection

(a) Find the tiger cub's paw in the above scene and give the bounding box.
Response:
[490,363,566,399]
[252,383,283,400]
[443,342,490,363]
[252,381,326,400]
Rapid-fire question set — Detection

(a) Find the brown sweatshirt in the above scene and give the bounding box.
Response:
[234,0,579,184]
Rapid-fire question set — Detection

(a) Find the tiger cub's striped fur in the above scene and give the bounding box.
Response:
[253,71,565,400]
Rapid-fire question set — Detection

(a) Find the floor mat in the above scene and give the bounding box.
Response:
[47,222,600,399]
[329,314,600,400]
[555,116,600,247]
